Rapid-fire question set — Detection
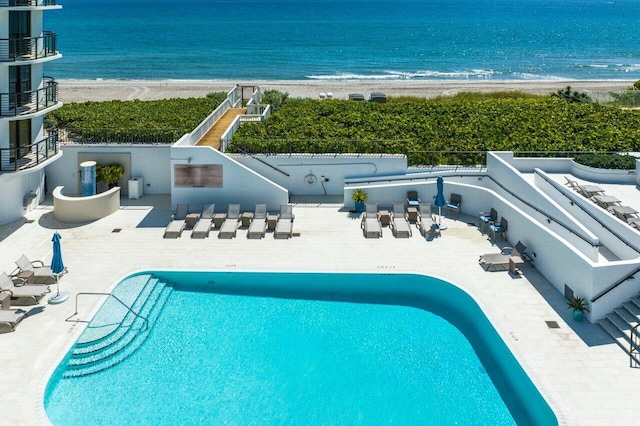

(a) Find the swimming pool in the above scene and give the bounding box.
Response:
[45,271,557,425]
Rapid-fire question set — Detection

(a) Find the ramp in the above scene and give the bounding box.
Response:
[196,107,246,150]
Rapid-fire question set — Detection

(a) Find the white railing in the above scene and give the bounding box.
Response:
[188,98,231,146]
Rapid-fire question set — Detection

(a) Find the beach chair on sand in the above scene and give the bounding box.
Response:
[479,241,528,271]
[191,204,215,239]
[275,204,294,239]
[361,203,382,238]
[248,204,267,239]
[218,204,240,239]
[164,204,188,238]
[0,272,49,305]
[390,203,412,238]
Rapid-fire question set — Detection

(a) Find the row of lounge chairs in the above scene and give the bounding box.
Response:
[361,203,438,238]
[164,204,295,239]
[565,176,640,229]
[0,255,56,331]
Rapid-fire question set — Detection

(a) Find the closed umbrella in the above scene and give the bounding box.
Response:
[434,176,447,230]
[48,231,69,304]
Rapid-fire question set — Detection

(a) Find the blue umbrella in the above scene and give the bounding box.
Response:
[49,231,69,304]
[434,176,447,229]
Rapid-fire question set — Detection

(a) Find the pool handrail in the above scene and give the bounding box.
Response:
[66,292,149,331]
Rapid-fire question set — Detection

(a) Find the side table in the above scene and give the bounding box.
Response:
[17,270,35,284]
[240,212,254,227]
[212,213,227,229]
[407,207,418,224]
[185,213,201,229]
[267,214,278,231]
[378,210,390,226]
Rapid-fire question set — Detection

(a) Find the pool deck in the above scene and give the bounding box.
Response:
[1,175,640,425]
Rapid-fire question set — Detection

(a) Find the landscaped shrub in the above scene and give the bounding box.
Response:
[573,153,637,170]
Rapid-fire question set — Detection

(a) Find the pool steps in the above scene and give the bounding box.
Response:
[597,294,640,365]
[63,274,174,378]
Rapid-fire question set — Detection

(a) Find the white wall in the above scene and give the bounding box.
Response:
[229,153,407,196]
[170,144,289,213]
[0,167,46,225]
[46,145,172,196]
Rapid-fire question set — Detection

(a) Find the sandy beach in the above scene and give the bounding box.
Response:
[57,79,636,103]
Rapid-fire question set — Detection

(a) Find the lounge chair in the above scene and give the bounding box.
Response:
[0,272,49,304]
[390,203,412,238]
[416,203,438,237]
[14,255,56,283]
[445,194,462,219]
[479,241,528,271]
[406,191,420,208]
[218,204,240,239]
[360,203,382,238]
[348,93,365,101]
[478,208,497,234]
[489,217,507,242]
[0,308,28,332]
[191,204,215,239]
[370,92,387,103]
[247,204,267,239]
[275,204,294,239]
[163,203,188,238]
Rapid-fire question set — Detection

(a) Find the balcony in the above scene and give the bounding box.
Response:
[0,0,58,7]
[0,77,59,117]
[0,130,58,172]
[0,32,58,62]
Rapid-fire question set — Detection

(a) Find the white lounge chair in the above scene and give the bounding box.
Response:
[275,205,294,239]
[248,204,267,239]
[0,308,28,332]
[390,203,412,238]
[14,255,57,284]
[218,204,240,239]
[361,203,382,238]
[0,272,49,305]
[164,204,188,238]
[191,204,215,238]
[416,203,438,237]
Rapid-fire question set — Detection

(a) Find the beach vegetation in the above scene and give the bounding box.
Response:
[230,96,640,166]
[46,94,227,143]
[610,81,640,108]
[260,90,289,112]
[551,86,592,103]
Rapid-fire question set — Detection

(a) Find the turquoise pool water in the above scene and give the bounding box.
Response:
[45,272,557,425]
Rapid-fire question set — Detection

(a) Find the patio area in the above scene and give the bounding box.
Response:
[1,184,639,425]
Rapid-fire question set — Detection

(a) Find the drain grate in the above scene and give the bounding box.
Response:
[545,320,560,329]
[112,228,122,233]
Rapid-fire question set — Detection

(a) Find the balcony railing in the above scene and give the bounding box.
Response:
[0,130,58,172]
[0,0,58,7]
[0,76,59,117]
[0,32,58,62]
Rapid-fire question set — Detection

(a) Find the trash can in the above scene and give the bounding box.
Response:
[128,177,143,199]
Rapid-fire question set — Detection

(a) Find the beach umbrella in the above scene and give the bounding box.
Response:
[48,231,69,304]
[434,176,447,230]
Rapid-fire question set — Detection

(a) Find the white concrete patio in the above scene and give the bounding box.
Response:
[1,187,639,425]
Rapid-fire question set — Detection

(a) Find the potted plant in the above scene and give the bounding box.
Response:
[96,163,125,189]
[351,189,368,213]
[567,296,589,322]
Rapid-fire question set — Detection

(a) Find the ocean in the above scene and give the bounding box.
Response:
[45,0,640,81]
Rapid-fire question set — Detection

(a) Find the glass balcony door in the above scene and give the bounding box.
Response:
[9,11,31,58]
[9,65,31,109]
[10,119,31,159]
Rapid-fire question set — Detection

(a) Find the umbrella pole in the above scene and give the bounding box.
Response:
[438,206,448,230]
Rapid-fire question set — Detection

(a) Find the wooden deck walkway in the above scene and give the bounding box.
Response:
[196,108,246,150]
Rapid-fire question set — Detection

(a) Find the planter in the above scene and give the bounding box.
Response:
[572,310,584,322]
[570,160,636,185]
[355,201,365,213]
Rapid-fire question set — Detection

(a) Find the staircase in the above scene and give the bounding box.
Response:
[196,107,246,150]
[64,274,174,378]
[597,293,640,366]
